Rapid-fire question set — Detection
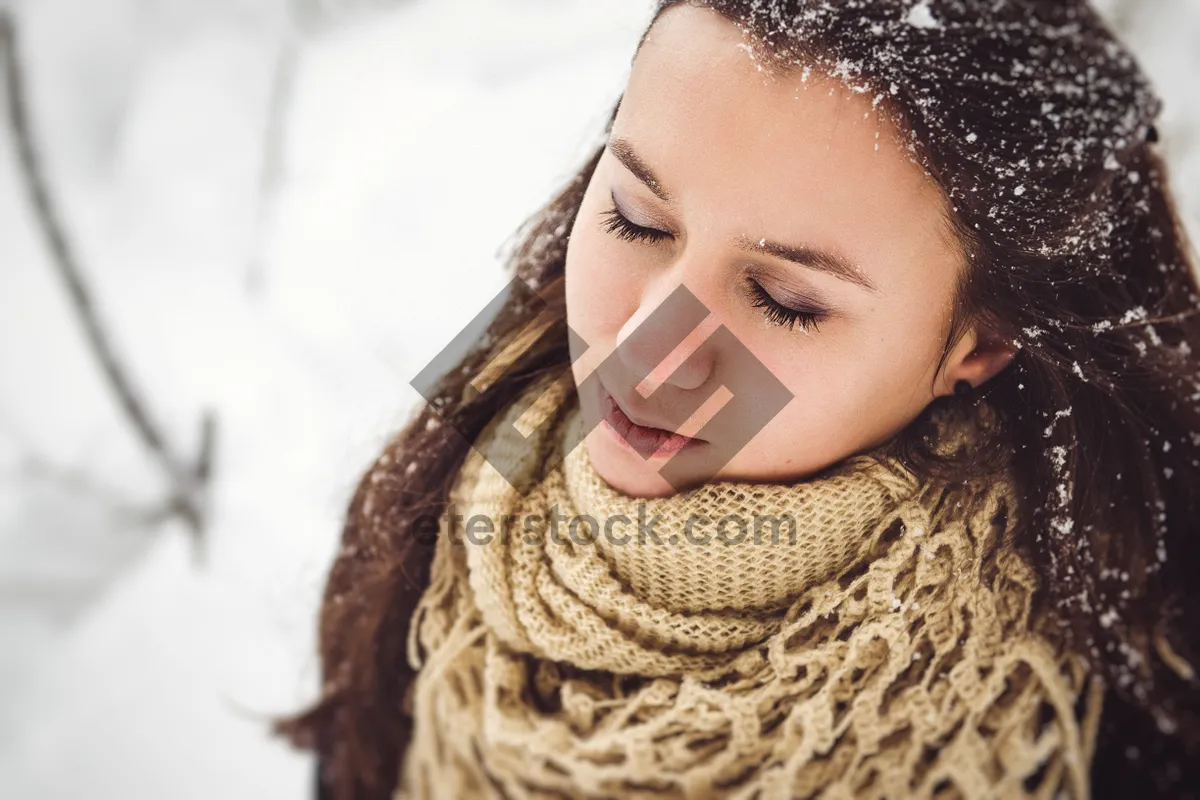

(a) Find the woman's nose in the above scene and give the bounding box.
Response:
[615,281,721,393]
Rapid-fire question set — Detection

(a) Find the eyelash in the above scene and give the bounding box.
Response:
[598,204,674,244]
[598,203,826,334]
[744,280,825,333]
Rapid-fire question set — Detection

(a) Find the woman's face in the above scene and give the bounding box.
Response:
[566,4,1014,498]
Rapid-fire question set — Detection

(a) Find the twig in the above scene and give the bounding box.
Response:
[247,0,335,297]
[0,449,178,623]
[245,0,421,295]
[0,10,217,559]
[246,24,300,296]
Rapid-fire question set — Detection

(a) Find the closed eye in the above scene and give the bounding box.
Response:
[599,203,673,245]
[597,194,827,336]
[744,279,826,334]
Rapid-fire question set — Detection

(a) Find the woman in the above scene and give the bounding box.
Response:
[278,1,1200,797]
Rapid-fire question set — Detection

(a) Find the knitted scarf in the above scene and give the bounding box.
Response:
[397,372,1103,799]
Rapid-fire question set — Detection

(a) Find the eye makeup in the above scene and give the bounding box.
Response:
[741,278,827,333]
[598,190,674,244]
[597,188,832,335]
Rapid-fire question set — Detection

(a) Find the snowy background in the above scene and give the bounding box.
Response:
[0,0,1195,797]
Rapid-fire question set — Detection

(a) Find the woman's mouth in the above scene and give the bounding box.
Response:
[599,385,703,459]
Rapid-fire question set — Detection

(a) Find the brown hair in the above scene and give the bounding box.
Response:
[276,2,1200,797]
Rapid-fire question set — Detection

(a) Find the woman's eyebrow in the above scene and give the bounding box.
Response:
[608,136,675,205]
[736,236,879,293]
[606,135,879,294]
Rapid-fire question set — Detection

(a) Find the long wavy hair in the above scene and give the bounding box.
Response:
[276,2,1200,798]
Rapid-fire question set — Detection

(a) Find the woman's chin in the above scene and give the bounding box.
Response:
[583,426,684,499]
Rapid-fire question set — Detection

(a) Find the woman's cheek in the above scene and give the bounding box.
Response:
[583,246,640,333]
[567,238,627,368]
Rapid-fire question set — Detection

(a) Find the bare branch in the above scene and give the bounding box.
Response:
[246,27,300,296]
[245,0,417,295]
[0,10,217,557]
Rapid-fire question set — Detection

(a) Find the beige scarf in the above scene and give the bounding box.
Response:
[397,371,1103,799]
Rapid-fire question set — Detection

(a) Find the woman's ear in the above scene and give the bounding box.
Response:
[936,320,1018,397]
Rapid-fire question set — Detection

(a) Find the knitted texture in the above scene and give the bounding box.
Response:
[397,372,1103,799]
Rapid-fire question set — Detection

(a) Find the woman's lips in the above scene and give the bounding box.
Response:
[599,384,702,459]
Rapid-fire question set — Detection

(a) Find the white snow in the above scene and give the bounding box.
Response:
[904,1,942,31]
[0,0,651,797]
[0,0,1197,798]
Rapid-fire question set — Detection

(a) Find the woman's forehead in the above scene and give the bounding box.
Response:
[636,0,1160,267]
[623,5,926,193]
[615,6,958,286]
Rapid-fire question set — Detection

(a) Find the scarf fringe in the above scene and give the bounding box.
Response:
[397,375,1100,799]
